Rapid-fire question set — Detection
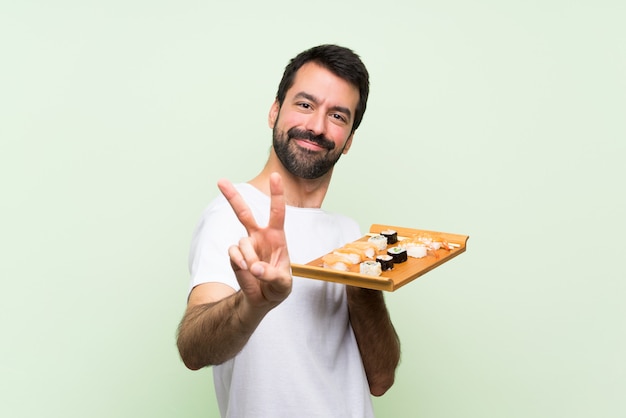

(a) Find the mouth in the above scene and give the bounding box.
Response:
[293,138,329,151]
[287,128,335,151]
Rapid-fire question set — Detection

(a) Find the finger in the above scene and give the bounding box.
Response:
[217,178,259,234]
[250,261,289,282]
[249,261,292,299]
[227,245,248,271]
[237,236,260,268]
[267,172,286,231]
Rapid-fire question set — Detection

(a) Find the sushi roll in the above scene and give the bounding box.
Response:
[380,229,398,245]
[387,246,408,263]
[360,260,382,277]
[376,254,394,271]
[367,234,388,251]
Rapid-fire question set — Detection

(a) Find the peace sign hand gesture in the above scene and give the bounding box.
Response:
[217,172,293,311]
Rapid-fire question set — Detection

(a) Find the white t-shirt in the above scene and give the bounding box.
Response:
[188,184,375,418]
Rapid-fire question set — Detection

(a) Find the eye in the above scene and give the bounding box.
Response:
[330,113,348,123]
[297,102,312,110]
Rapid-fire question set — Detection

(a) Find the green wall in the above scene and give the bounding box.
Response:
[2,1,624,417]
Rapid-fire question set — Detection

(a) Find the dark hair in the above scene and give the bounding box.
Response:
[275,44,370,132]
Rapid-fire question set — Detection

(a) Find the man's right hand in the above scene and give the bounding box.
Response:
[177,173,292,369]
[217,172,292,310]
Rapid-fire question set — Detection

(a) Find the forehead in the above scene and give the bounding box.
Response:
[287,62,359,112]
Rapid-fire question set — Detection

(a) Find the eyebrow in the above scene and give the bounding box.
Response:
[294,92,353,121]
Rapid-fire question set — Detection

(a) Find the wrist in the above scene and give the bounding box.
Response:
[235,291,273,332]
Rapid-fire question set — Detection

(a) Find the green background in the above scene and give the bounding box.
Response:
[2,1,624,417]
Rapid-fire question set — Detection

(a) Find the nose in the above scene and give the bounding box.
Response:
[304,111,326,136]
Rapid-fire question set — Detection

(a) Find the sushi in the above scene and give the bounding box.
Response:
[380,229,398,245]
[322,253,352,271]
[360,260,382,277]
[405,244,427,259]
[367,234,388,251]
[333,247,366,264]
[376,254,394,271]
[344,241,378,259]
[387,246,407,263]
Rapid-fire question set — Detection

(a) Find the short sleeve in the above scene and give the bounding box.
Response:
[188,196,247,294]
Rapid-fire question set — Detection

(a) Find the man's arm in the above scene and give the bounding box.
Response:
[347,286,401,396]
[176,173,292,369]
[176,283,273,369]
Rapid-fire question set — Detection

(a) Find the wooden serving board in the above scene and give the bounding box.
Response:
[291,224,469,291]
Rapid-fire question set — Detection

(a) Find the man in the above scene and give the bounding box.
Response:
[177,44,401,417]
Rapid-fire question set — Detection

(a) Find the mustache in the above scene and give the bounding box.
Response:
[287,128,335,150]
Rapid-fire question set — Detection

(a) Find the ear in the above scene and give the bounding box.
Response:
[268,100,280,129]
[342,133,355,155]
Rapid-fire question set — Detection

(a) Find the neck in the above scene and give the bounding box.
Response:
[248,153,333,208]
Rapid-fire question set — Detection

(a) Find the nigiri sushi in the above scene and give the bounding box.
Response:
[322,253,352,271]
[344,241,378,259]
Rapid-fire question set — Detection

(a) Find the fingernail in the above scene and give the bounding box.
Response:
[240,260,248,270]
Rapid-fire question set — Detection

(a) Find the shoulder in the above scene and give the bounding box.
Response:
[197,183,265,222]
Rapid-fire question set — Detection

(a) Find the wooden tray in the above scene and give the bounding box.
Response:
[291,224,469,291]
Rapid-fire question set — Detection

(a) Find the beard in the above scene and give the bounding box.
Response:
[272,126,346,180]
